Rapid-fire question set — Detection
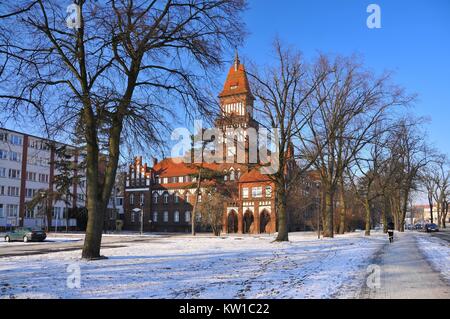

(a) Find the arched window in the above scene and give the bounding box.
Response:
[237,169,241,180]
[163,211,169,222]
[140,193,144,205]
[224,170,228,181]
[174,192,179,203]
[229,169,235,181]
[163,193,169,204]
[185,211,191,223]
[174,211,180,223]
[153,193,158,204]
[130,194,134,205]
[185,192,190,203]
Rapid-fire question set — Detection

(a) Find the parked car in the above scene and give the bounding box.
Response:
[406,224,414,230]
[414,223,424,230]
[4,227,47,243]
[425,223,439,233]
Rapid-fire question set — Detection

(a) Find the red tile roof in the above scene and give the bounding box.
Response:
[239,168,272,183]
[218,57,253,99]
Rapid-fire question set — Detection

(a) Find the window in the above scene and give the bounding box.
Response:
[7,186,19,197]
[130,194,134,205]
[242,188,249,199]
[174,211,180,223]
[198,194,202,203]
[252,187,263,198]
[0,167,6,177]
[153,211,158,222]
[38,173,49,183]
[185,211,191,223]
[25,208,34,218]
[163,211,169,222]
[8,169,21,179]
[265,186,272,198]
[0,186,4,195]
[229,169,235,181]
[0,132,7,142]
[9,151,21,162]
[0,204,3,218]
[0,149,7,160]
[26,172,37,181]
[140,193,144,205]
[174,193,179,204]
[52,207,62,219]
[153,193,158,204]
[131,211,135,223]
[9,135,23,146]
[163,177,168,184]
[163,193,169,204]
[237,170,241,180]
[6,204,18,217]
[116,198,123,206]
[25,188,36,198]
[178,176,184,183]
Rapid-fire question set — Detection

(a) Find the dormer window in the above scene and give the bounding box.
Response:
[230,85,238,90]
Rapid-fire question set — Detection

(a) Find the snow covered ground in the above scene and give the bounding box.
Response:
[0,231,388,299]
[416,233,450,283]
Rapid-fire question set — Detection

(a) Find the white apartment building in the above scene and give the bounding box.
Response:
[0,127,125,231]
[0,128,84,230]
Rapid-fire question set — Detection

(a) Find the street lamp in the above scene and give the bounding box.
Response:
[40,191,48,231]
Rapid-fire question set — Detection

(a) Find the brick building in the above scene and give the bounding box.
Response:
[124,54,279,234]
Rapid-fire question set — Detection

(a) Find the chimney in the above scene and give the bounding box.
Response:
[153,157,158,167]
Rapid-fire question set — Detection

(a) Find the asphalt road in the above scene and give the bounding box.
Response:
[0,234,171,258]
[429,228,450,243]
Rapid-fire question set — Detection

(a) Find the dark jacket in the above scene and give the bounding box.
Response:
[387,222,395,232]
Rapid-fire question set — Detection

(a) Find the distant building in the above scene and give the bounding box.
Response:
[0,128,84,230]
[123,55,284,234]
[0,127,124,231]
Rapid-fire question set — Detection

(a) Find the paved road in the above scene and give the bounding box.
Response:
[0,234,171,258]
[430,228,450,243]
[360,232,450,299]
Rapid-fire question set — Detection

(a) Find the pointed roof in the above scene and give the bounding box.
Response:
[219,53,254,99]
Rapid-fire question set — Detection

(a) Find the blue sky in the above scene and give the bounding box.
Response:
[230,0,450,155]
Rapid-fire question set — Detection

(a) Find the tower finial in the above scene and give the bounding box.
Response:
[234,48,240,71]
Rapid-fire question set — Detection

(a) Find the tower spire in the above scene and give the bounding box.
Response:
[234,48,240,71]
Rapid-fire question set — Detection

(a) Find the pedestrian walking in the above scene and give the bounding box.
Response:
[387,222,395,243]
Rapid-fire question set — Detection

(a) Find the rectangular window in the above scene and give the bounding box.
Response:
[9,135,23,146]
[39,174,49,183]
[9,151,21,162]
[265,186,272,198]
[174,211,180,223]
[153,211,158,222]
[116,198,123,206]
[163,211,169,222]
[130,194,134,205]
[6,204,18,217]
[8,169,21,179]
[0,149,7,160]
[252,187,262,198]
[7,186,20,197]
[27,171,37,181]
[0,132,7,142]
[185,211,191,223]
[0,167,6,177]
[0,204,3,217]
[163,177,168,184]
[0,186,4,195]
[178,176,184,183]
[242,188,249,199]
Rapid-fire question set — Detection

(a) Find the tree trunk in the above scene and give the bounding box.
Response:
[338,180,346,234]
[364,198,371,236]
[323,190,334,238]
[191,169,202,236]
[275,184,289,242]
[81,105,103,260]
[382,200,388,233]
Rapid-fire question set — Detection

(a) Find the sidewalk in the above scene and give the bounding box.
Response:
[360,232,450,299]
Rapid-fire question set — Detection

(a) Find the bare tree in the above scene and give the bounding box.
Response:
[0,0,247,259]
[305,56,413,238]
[248,40,329,242]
